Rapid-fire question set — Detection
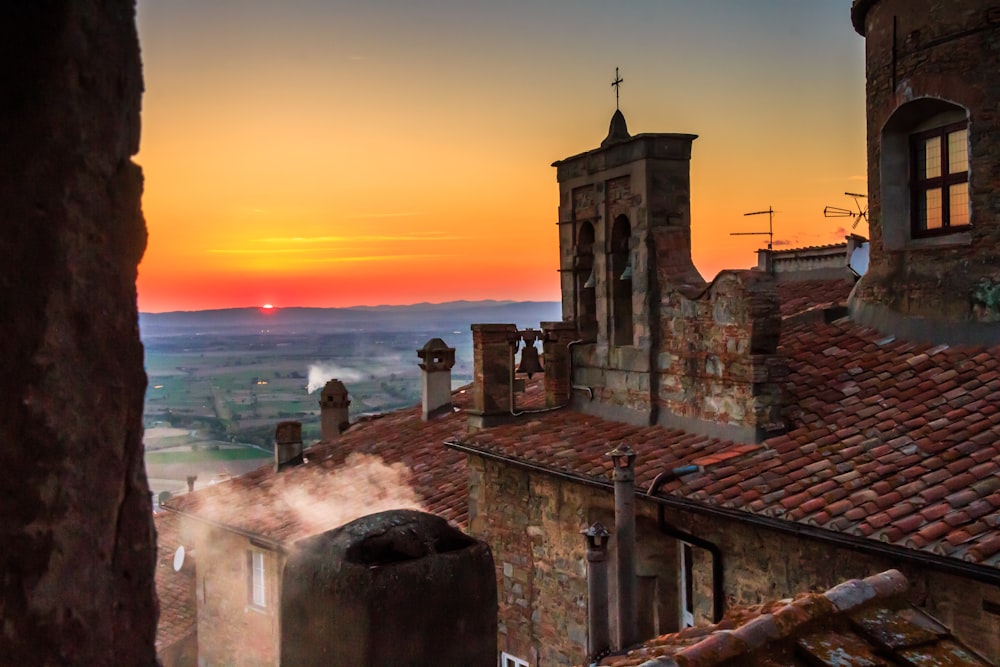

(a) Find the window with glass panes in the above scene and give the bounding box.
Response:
[911,122,969,235]
[248,550,266,608]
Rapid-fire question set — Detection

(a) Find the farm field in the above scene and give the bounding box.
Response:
[142,328,475,500]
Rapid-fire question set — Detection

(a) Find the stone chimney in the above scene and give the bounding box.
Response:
[541,321,577,407]
[319,379,350,441]
[468,323,517,429]
[274,421,303,472]
[417,338,456,420]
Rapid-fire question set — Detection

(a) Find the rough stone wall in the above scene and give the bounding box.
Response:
[655,270,785,443]
[0,3,156,665]
[193,525,280,667]
[553,133,700,425]
[850,0,1000,343]
[469,459,681,665]
[669,505,1000,662]
[470,457,1000,663]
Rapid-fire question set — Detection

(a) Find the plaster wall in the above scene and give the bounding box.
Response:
[193,525,281,667]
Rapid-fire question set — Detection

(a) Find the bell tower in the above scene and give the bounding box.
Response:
[552,109,700,424]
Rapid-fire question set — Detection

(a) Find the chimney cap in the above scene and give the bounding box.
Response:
[418,337,456,371]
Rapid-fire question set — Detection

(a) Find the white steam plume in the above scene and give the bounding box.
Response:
[307,362,363,393]
[278,453,425,536]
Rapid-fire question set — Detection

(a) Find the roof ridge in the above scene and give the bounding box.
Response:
[619,570,909,667]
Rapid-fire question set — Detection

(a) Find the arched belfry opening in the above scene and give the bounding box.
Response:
[552,107,697,423]
[610,215,633,347]
[576,221,598,338]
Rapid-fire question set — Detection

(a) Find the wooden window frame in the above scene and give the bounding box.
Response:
[500,652,529,667]
[910,121,969,238]
[247,549,267,610]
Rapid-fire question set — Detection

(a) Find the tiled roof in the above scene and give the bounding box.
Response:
[777,278,855,318]
[154,511,196,653]
[452,301,1000,572]
[161,383,515,544]
[591,570,991,666]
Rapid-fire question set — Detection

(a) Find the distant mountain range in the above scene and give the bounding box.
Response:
[139,300,563,337]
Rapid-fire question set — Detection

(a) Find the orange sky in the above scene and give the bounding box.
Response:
[135,0,866,312]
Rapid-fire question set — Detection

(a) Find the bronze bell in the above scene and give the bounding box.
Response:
[516,343,544,378]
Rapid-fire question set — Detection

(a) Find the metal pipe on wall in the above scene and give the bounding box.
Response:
[609,445,638,650]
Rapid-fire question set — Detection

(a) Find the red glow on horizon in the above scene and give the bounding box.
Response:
[260,304,276,314]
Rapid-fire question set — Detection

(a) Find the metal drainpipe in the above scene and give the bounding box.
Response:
[608,445,638,650]
[581,522,611,662]
[647,467,725,623]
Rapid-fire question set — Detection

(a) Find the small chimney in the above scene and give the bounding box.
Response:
[582,522,611,660]
[319,379,350,441]
[274,420,303,472]
[609,445,638,650]
[468,323,518,429]
[417,338,456,420]
[186,475,197,493]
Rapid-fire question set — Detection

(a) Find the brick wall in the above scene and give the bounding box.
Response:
[469,457,1000,663]
[850,0,1000,342]
[193,525,281,667]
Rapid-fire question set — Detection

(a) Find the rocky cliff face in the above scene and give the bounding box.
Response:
[0,3,156,664]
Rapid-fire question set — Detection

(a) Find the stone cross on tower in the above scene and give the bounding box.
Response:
[611,67,623,110]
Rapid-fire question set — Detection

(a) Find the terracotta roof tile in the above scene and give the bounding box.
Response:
[589,570,989,667]
[451,315,1000,572]
[154,512,196,654]
[162,382,505,544]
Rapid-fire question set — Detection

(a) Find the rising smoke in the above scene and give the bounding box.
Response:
[278,452,425,535]
[307,362,363,394]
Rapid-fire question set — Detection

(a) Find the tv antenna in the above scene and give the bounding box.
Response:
[731,206,775,250]
[823,192,868,230]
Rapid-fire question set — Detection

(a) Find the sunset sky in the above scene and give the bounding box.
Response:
[135,0,866,313]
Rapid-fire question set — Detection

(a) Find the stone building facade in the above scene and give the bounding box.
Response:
[464,456,1000,665]
[849,0,1000,345]
[451,4,1000,664]
[550,116,785,444]
[191,526,282,667]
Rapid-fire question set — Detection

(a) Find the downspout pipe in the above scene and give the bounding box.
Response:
[648,466,725,623]
[581,522,611,662]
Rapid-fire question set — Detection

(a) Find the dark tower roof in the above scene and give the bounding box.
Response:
[601,109,631,147]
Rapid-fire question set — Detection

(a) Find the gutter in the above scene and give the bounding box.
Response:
[161,504,288,554]
[445,441,1000,587]
[648,467,725,623]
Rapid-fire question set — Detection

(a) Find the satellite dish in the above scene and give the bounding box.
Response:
[173,545,186,572]
[849,243,870,276]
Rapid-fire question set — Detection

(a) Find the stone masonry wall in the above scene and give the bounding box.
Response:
[851,0,1000,339]
[470,457,1000,664]
[0,3,156,664]
[193,525,281,667]
[655,269,785,443]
